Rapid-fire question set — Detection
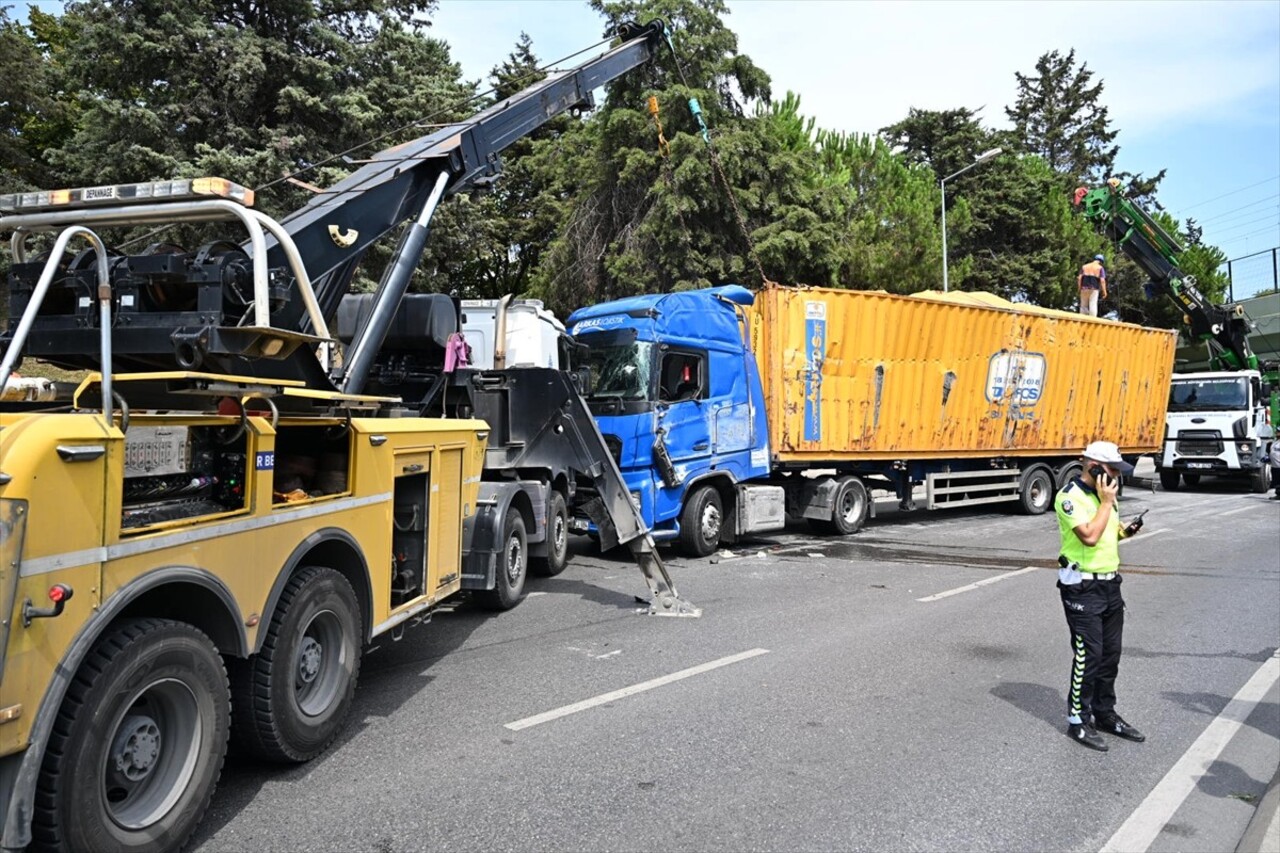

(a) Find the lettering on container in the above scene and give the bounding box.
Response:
[803,301,827,441]
[985,350,1047,421]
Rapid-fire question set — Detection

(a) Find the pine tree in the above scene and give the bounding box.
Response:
[1006,49,1163,201]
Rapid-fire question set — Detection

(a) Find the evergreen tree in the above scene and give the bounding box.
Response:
[1006,49,1163,201]
[531,0,783,312]
[417,32,576,299]
[0,7,71,192]
[42,0,469,222]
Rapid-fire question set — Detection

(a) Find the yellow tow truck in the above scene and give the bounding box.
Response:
[0,21,694,850]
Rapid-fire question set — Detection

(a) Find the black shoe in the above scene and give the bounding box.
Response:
[1067,722,1109,751]
[1094,714,1146,742]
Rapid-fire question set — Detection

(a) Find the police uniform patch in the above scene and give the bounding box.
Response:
[1062,500,1074,514]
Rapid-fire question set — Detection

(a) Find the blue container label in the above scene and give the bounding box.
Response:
[803,301,826,442]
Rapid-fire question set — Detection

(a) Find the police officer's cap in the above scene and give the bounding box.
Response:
[1083,440,1134,474]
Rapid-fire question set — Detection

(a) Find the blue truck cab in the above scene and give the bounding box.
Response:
[567,286,774,555]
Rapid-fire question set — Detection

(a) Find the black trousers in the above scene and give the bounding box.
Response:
[1059,575,1125,722]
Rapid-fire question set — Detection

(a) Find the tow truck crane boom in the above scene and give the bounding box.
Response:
[1073,179,1257,372]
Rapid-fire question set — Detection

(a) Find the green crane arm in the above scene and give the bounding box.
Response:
[1073,180,1258,372]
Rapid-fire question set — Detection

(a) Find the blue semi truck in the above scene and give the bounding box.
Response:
[567,284,1176,557]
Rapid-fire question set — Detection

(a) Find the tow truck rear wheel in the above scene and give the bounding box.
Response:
[33,618,230,853]
[1159,469,1180,491]
[679,484,723,557]
[479,508,528,609]
[531,491,569,577]
[230,567,361,762]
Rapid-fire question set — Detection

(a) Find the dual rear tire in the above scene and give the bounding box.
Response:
[35,569,365,853]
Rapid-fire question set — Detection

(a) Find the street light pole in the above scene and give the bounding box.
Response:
[940,147,1003,292]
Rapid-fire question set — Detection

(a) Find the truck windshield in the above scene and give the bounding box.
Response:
[1168,378,1249,411]
[581,339,655,402]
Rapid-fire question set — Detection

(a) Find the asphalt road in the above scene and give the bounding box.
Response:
[192,476,1280,853]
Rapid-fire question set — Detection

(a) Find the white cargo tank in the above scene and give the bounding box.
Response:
[460,297,564,370]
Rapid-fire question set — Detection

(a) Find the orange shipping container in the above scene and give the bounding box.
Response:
[748,286,1176,463]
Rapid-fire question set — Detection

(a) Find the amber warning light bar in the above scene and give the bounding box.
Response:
[0,177,254,214]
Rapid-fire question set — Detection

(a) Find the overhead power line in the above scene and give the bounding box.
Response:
[1212,215,1279,240]
[1194,194,1280,225]
[1177,174,1280,213]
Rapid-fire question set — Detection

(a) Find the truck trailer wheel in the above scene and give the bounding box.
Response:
[1054,462,1083,491]
[479,508,528,610]
[810,476,869,536]
[1018,466,1054,515]
[531,491,569,577]
[33,618,230,853]
[1159,469,1180,491]
[679,484,723,557]
[230,567,361,763]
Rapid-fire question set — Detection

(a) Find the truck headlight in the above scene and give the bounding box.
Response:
[0,499,29,683]
[1237,441,1253,456]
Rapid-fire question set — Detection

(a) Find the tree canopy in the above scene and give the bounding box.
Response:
[0,0,1232,333]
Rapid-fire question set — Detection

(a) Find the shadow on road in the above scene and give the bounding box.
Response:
[990,680,1064,730]
[1127,646,1276,664]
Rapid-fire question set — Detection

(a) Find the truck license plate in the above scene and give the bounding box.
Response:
[1186,462,1212,469]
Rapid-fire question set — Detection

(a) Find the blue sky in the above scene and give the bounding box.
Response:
[425,0,1280,272]
[14,0,1280,279]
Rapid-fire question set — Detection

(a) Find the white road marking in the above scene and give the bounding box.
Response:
[526,591,548,597]
[1132,528,1170,539]
[1100,649,1280,853]
[504,648,770,731]
[915,566,1040,602]
[1214,506,1256,517]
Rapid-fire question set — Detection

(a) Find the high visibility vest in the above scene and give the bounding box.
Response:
[1055,479,1121,572]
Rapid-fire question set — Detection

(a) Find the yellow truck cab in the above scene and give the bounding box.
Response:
[0,372,487,851]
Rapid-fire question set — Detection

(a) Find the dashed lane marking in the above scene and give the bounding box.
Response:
[915,566,1040,602]
[1100,649,1280,853]
[504,648,770,731]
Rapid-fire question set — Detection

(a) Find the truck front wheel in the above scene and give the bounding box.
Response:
[679,485,723,557]
[1159,469,1180,491]
[230,567,362,763]
[1250,465,1270,493]
[34,619,230,853]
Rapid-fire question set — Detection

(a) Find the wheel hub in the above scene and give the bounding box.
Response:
[298,636,323,685]
[507,537,523,582]
[701,504,721,539]
[553,516,566,553]
[112,715,162,781]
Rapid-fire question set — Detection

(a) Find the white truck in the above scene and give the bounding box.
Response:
[1158,370,1273,492]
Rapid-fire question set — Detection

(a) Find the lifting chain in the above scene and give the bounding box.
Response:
[661,29,772,288]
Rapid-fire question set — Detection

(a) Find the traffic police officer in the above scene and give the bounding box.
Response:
[1055,441,1147,751]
